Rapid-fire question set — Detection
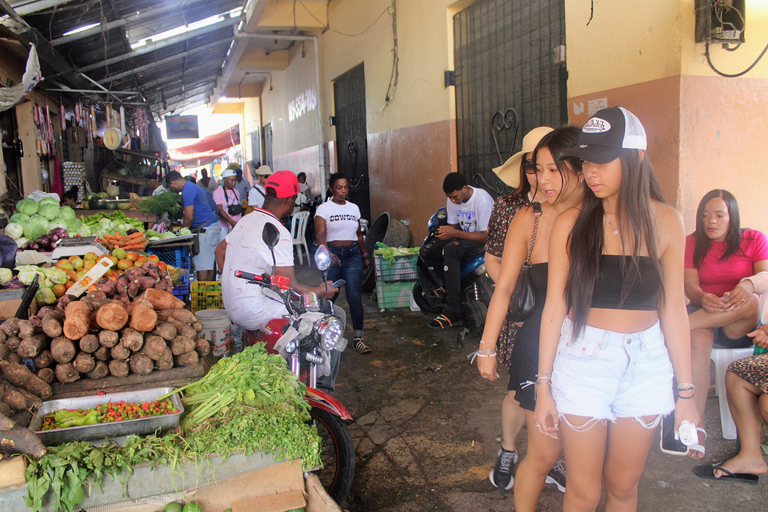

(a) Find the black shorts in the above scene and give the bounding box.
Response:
[687,303,754,349]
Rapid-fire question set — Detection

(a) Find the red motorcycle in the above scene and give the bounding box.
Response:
[236,224,355,505]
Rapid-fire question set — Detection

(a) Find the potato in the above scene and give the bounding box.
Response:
[129,299,157,332]
[98,330,119,348]
[0,344,9,360]
[108,359,129,378]
[72,352,96,374]
[140,289,185,310]
[155,353,174,371]
[54,363,80,384]
[79,334,99,353]
[168,318,196,339]
[50,337,77,364]
[129,353,154,376]
[170,309,197,325]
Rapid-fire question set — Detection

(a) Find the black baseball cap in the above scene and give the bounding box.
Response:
[563,107,647,164]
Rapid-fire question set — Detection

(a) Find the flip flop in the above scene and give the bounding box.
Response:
[693,463,759,483]
[428,313,463,329]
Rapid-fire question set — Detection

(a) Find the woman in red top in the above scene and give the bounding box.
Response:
[685,189,768,458]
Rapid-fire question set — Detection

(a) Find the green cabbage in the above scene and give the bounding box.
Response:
[24,216,50,240]
[15,237,28,248]
[38,203,61,220]
[15,265,43,285]
[44,267,68,285]
[35,287,56,305]
[59,205,76,220]
[77,224,92,237]
[38,197,59,207]
[0,268,12,284]
[49,220,69,232]
[16,198,39,216]
[5,223,24,240]
[160,232,177,240]
[67,218,82,231]
[178,227,192,236]
[10,212,30,224]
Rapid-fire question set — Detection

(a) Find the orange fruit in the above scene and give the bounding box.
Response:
[126,252,138,262]
[107,255,119,267]
[148,255,160,263]
[67,270,77,281]
[56,259,74,271]
[117,259,133,270]
[83,260,96,270]
[157,261,167,271]
[52,284,66,297]
[64,281,74,290]
[87,284,97,292]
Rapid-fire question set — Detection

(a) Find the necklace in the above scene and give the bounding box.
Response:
[605,216,619,236]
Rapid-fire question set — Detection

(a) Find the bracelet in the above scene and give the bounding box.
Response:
[477,348,496,354]
[677,394,694,399]
[534,380,552,386]
[677,383,695,391]
[362,252,369,258]
[535,373,552,380]
[476,352,497,358]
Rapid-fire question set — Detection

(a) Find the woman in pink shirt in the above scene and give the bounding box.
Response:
[685,189,768,458]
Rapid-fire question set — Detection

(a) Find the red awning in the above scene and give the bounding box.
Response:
[170,149,229,169]
[169,125,240,156]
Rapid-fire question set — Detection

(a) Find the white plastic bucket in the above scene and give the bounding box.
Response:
[195,309,231,357]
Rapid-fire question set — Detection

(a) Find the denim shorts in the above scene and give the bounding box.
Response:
[551,318,675,422]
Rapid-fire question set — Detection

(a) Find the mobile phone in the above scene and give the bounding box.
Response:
[332,279,346,288]
[659,411,689,456]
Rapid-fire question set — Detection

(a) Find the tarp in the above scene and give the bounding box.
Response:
[170,149,229,169]
[169,125,240,155]
[0,44,41,112]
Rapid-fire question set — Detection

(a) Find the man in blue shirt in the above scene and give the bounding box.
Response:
[167,171,221,281]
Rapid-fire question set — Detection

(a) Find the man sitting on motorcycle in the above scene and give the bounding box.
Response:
[426,172,494,329]
[216,170,343,391]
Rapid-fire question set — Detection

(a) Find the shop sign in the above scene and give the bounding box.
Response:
[165,115,199,139]
[288,87,317,122]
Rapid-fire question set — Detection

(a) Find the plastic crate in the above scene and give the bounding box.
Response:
[173,273,190,302]
[375,280,416,310]
[374,253,418,283]
[148,245,191,269]
[191,281,223,313]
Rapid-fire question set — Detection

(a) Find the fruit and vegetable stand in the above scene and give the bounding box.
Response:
[76,210,162,224]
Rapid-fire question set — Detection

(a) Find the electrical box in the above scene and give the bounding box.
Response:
[695,0,745,44]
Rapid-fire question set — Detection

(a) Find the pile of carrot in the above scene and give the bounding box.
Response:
[101,232,147,251]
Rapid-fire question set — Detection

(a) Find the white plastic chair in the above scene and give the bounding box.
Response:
[291,211,310,265]
[710,345,755,439]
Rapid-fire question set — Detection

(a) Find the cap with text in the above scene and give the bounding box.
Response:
[563,106,647,164]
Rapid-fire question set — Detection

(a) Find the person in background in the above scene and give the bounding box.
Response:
[62,186,79,208]
[167,171,221,282]
[213,167,243,242]
[199,168,218,192]
[315,173,371,354]
[684,189,768,458]
[425,172,494,329]
[147,175,167,196]
[249,165,273,209]
[694,272,768,482]
[234,166,251,208]
[482,126,554,492]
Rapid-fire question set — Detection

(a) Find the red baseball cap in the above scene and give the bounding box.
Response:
[265,171,300,198]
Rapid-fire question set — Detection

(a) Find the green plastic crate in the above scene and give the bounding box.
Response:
[374,253,418,283]
[376,280,416,310]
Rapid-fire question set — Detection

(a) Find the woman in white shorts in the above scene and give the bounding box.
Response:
[533,107,699,512]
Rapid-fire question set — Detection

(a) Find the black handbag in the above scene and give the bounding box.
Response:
[224,189,244,216]
[507,202,542,322]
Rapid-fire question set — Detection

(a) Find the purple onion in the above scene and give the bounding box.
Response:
[30,243,39,251]
[3,279,25,289]
[51,234,60,243]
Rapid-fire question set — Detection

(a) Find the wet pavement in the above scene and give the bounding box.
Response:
[295,263,767,512]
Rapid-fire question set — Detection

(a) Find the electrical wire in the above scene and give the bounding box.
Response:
[298,0,390,37]
[378,0,398,112]
[705,41,768,78]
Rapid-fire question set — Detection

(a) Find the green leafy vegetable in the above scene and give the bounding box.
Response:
[140,192,183,218]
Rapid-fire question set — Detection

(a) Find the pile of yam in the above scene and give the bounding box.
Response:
[0,288,210,388]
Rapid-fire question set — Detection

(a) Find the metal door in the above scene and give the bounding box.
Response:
[332,63,371,221]
[454,0,567,193]
[262,123,273,169]
[249,129,261,166]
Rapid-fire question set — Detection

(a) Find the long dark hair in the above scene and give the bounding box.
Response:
[566,150,667,338]
[515,157,533,197]
[692,189,741,268]
[531,127,583,204]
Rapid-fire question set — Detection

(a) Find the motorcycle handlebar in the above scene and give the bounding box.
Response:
[234,270,261,282]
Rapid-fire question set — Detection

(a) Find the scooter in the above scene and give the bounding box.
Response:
[412,207,494,330]
[236,223,355,505]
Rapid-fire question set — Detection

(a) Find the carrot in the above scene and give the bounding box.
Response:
[122,243,145,250]
[128,232,144,240]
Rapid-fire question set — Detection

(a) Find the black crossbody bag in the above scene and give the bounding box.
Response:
[507,202,542,322]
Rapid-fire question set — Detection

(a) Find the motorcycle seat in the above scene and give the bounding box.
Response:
[460,253,485,276]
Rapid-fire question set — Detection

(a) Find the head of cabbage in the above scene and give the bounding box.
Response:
[5,223,24,240]
[67,218,82,231]
[59,205,76,220]
[38,203,61,220]
[16,198,39,216]
[24,216,50,240]
[38,197,60,208]
[10,212,30,224]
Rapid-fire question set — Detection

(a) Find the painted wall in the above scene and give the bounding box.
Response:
[565,0,768,234]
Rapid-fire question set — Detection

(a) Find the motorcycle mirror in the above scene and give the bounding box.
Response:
[262,223,280,249]
[314,244,332,272]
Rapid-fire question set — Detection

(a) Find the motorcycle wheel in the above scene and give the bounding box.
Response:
[412,282,443,314]
[310,407,356,505]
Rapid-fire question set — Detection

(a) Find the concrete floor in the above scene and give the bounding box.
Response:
[293,263,767,512]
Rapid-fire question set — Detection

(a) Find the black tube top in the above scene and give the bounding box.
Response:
[591,255,661,311]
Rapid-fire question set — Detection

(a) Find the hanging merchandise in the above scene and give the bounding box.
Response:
[0,44,41,112]
[46,103,54,150]
[90,104,96,142]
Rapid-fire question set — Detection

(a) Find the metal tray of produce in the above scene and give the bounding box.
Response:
[29,387,184,445]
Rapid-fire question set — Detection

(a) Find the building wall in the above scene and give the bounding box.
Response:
[565,0,768,234]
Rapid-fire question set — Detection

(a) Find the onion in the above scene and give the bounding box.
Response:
[30,243,39,251]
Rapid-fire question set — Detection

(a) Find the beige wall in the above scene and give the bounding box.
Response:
[565,0,768,234]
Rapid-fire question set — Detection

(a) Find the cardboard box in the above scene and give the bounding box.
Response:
[0,457,26,489]
[0,288,37,320]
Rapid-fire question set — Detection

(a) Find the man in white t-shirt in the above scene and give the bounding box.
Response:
[216,171,342,392]
[426,172,494,329]
[247,164,273,209]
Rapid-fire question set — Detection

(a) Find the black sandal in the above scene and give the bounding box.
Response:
[353,337,371,354]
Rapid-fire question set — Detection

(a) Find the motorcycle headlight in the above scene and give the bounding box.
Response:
[317,317,343,351]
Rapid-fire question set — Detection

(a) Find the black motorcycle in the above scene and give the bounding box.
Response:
[412,207,494,330]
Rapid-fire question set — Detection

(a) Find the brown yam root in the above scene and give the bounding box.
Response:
[36,368,55,384]
[174,351,199,367]
[108,359,129,378]
[0,318,20,337]
[16,334,48,359]
[0,362,52,399]
[155,353,173,371]
[129,299,157,332]
[5,336,21,351]
[63,301,91,340]
[17,320,35,339]
[95,302,129,331]
[139,289,185,310]
[141,336,168,361]
[170,309,197,325]
[0,345,7,361]
[120,328,144,352]
[93,346,109,361]
[1,383,42,410]
[129,353,154,375]
[170,336,195,356]
[110,342,131,361]
[0,411,14,431]
[72,353,96,374]
[86,361,109,380]
[2,388,26,410]
[32,350,54,370]
[78,334,99,353]
[50,337,77,364]
[0,425,47,458]
[54,363,80,384]
[98,330,119,348]
[151,322,177,341]
[195,337,211,357]
[167,318,196,339]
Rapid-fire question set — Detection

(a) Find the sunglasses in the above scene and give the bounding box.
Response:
[523,159,537,175]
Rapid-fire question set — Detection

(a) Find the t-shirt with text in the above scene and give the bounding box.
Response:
[446,186,494,233]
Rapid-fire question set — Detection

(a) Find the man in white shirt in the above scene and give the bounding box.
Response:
[247,164,273,209]
[426,172,494,329]
[147,175,168,196]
